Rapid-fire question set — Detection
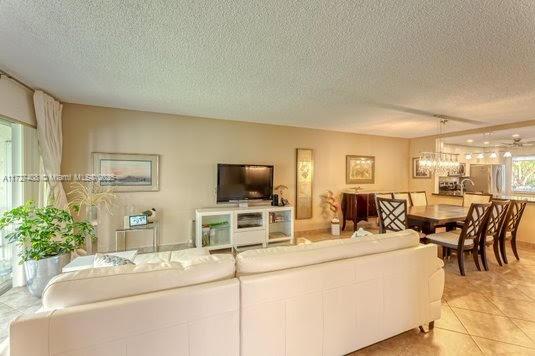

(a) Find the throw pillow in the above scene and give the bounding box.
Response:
[93,253,135,268]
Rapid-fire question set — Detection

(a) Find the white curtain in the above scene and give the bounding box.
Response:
[33,90,67,209]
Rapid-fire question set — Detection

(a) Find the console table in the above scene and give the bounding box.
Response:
[195,205,294,251]
[115,222,159,253]
[341,192,379,231]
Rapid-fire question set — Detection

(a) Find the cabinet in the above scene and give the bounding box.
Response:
[195,206,294,250]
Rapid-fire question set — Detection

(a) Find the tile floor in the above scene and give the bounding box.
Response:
[0,287,40,343]
[1,230,535,355]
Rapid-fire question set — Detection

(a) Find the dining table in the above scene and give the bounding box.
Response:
[408,204,470,234]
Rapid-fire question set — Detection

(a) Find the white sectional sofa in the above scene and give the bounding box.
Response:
[237,231,444,356]
[8,230,444,356]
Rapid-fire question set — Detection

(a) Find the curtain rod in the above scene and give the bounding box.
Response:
[0,69,34,92]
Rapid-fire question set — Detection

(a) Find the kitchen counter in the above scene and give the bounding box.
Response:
[434,192,463,197]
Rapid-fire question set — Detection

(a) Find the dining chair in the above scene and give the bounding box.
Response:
[462,193,492,207]
[393,192,412,207]
[426,203,491,276]
[499,200,527,264]
[457,193,493,228]
[375,193,393,200]
[409,191,428,207]
[478,200,510,269]
[376,197,408,233]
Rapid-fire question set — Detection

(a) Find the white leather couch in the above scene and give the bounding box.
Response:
[9,253,239,356]
[237,230,444,356]
[8,230,444,356]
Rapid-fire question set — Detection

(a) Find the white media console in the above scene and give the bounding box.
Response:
[195,205,294,250]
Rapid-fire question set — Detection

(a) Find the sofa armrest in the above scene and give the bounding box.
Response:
[10,311,53,356]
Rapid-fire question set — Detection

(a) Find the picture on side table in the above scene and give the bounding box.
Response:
[346,155,375,184]
[92,152,160,192]
[413,157,431,179]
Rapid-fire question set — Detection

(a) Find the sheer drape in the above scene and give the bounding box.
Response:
[33,90,67,209]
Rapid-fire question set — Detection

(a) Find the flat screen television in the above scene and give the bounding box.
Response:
[217,164,274,202]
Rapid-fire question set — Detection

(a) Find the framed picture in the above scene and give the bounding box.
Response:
[412,157,431,179]
[92,152,160,192]
[346,155,375,184]
[448,162,466,177]
[296,148,313,219]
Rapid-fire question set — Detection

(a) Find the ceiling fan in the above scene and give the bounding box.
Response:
[496,137,535,147]
[370,102,485,125]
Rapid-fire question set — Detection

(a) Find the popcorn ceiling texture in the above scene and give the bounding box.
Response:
[1,1,535,137]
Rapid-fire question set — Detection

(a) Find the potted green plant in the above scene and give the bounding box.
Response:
[0,201,95,297]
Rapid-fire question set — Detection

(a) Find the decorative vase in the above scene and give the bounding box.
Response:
[24,253,71,297]
[331,218,341,237]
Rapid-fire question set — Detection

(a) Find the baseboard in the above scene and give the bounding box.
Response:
[517,241,535,250]
[295,228,330,237]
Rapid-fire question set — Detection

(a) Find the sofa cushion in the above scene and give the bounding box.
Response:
[132,247,209,264]
[42,253,235,310]
[236,229,420,275]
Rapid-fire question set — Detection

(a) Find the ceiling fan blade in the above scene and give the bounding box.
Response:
[368,102,485,125]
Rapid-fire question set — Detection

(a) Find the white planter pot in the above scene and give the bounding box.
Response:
[24,253,71,297]
[331,222,341,237]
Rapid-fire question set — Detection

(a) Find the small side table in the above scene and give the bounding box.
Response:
[115,222,159,253]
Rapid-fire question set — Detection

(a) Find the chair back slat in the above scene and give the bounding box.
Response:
[484,200,510,237]
[374,193,393,200]
[504,200,528,233]
[409,191,428,207]
[393,192,411,207]
[376,197,408,233]
[459,203,491,248]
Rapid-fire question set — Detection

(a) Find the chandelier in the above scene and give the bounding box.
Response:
[418,119,460,176]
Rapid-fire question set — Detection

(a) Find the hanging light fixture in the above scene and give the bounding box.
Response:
[476,153,485,159]
[503,151,512,158]
[418,119,460,176]
[490,152,498,159]
[465,153,472,160]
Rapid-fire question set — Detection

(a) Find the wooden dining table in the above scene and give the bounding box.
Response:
[408,204,470,234]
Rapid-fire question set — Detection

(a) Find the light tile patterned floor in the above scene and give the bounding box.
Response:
[2,229,535,355]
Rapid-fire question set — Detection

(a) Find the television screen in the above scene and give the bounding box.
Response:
[217,164,273,202]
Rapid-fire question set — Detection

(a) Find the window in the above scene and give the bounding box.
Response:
[0,118,21,293]
[512,155,535,193]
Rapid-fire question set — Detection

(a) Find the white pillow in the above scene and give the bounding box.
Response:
[93,253,135,268]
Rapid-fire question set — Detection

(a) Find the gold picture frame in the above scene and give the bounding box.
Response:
[346,155,375,184]
[412,157,431,179]
[296,148,313,219]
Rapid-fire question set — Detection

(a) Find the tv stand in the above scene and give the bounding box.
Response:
[195,205,294,250]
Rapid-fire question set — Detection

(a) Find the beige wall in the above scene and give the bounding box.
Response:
[62,104,410,251]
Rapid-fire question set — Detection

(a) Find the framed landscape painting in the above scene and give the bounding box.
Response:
[346,155,375,184]
[92,152,160,192]
[413,157,431,179]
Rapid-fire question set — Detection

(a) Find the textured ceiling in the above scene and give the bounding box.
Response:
[443,125,535,147]
[2,1,535,137]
